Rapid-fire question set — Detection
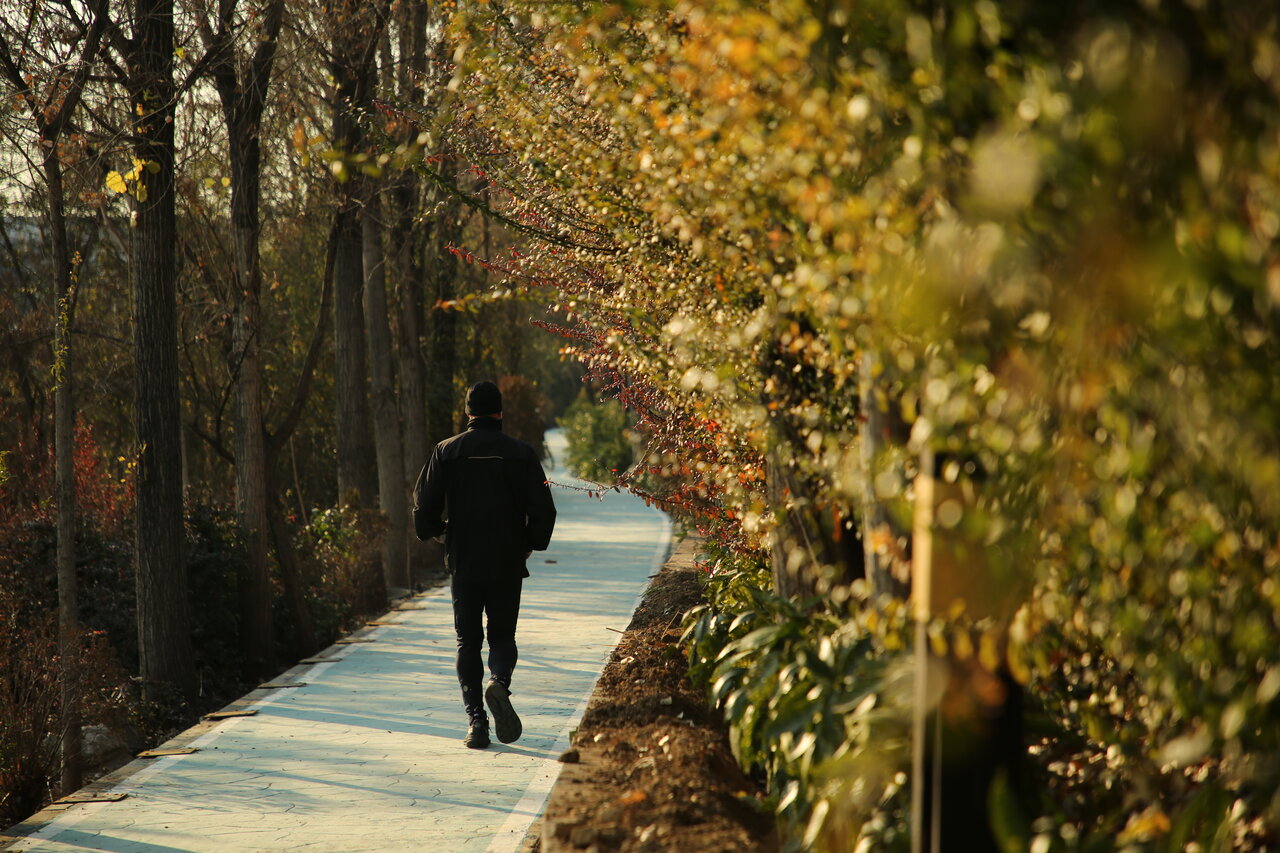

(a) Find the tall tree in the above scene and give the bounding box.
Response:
[362,185,410,590]
[125,0,194,701]
[424,188,461,445]
[0,0,111,793]
[388,0,432,573]
[328,0,388,508]
[199,0,287,680]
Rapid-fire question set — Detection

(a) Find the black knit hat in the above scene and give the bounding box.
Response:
[465,381,502,416]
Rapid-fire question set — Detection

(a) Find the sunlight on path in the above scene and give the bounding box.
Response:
[6,430,669,853]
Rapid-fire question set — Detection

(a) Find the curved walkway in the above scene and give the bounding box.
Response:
[3,431,670,853]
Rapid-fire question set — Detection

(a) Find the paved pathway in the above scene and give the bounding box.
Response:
[4,431,670,853]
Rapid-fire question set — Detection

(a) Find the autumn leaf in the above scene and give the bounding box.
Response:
[105,171,128,194]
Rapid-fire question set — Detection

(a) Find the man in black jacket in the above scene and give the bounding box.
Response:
[412,381,557,749]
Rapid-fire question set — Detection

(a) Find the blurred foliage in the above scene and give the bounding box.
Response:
[497,373,553,460]
[560,388,635,483]
[291,506,387,637]
[440,0,1280,846]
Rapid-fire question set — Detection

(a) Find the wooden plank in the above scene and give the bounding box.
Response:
[137,747,199,758]
[334,637,375,645]
[203,709,258,720]
[258,681,307,689]
[300,656,341,664]
[364,620,401,626]
[54,791,127,805]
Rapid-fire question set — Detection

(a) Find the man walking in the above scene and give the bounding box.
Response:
[412,381,557,749]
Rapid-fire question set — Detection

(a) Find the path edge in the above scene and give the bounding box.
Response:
[535,533,703,852]
[0,588,430,851]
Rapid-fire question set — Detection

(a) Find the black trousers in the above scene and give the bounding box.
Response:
[450,574,523,719]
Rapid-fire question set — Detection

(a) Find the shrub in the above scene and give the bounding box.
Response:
[0,578,127,826]
[560,389,634,483]
[683,544,914,852]
[292,506,385,641]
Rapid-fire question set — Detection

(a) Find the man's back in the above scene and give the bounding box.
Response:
[414,418,556,581]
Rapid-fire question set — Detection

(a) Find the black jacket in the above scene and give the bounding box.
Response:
[412,418,556,580]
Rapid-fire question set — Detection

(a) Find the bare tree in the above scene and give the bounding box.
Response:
[329,0,389,509]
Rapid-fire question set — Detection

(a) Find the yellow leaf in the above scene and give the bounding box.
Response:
[145,161,159,173]
[174,46,185,59]
[221,176,231,187]
[134,184,148,203]
[105,171,128,194]
[203,177,216,189]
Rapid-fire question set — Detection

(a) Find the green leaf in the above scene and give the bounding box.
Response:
[987,770,1028,853]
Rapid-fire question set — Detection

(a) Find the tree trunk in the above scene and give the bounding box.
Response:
[765,452,820,601]
[392,177,428,498]
[860,353,909,598]
[210,0,287,683]
[425,193,461,444]
[227,125,275,681]
[333,198,375,505]
[362,186,410,590]
[330,13,381,508]
[262,223,337,658]
[46,150,81,794]
[393,0,433,573]
[130,0,195,701]
[266,496,317,656]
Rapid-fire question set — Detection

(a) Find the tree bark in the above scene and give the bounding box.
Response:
[392,177,428,497]
[333,198,375,505]
[266,495,317,656]
[129,0,195,701]
[425,192,462,444]
[46,150,82,795]
[330,7,383,508]
[208,0,286,683]
[362,186,410,590]
[392,0,433,572]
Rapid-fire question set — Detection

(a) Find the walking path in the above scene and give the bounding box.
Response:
[3,430,670,853]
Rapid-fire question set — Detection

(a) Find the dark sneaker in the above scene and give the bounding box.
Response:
[485,681,522,744]
[463,716,490,749]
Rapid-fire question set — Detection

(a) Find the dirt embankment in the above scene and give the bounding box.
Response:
[539,537,777,853]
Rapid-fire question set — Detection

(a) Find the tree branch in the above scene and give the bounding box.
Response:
[266,218,338,456]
